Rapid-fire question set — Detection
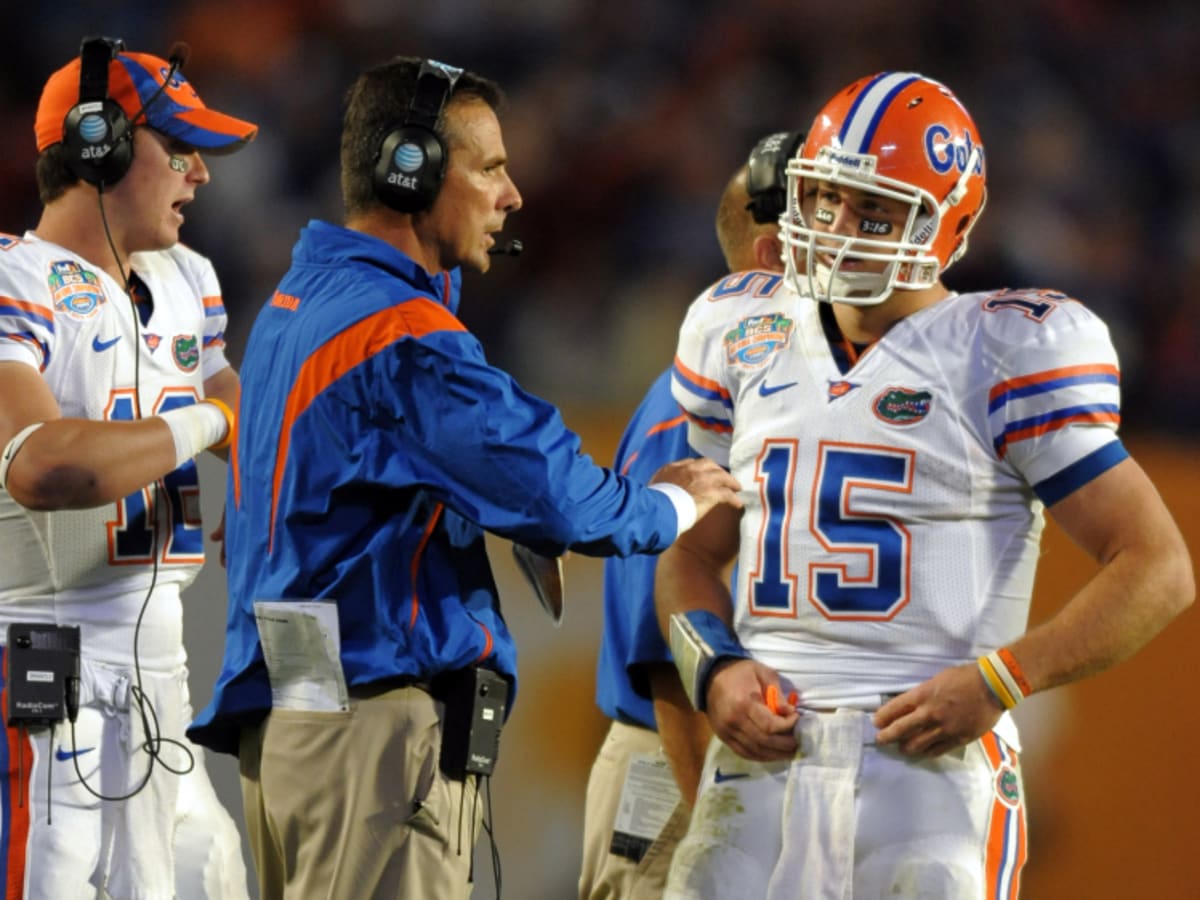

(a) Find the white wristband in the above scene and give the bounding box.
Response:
[649,482,697,538]
[0,422,45,492]
[159,403,229,469]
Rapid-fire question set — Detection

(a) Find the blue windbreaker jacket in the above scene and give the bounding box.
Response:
[189,221,679,755]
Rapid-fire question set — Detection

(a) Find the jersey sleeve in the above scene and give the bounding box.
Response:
[983,290,1127,505]
[0,235,54,371]
[671,283,736,466]
[197,258,232,381]
[167,244,232,381]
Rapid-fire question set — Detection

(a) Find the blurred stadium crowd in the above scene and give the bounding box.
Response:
[2,0,1197,432]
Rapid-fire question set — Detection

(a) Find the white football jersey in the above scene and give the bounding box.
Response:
[673,271,1124,708]
[0,231,231,668]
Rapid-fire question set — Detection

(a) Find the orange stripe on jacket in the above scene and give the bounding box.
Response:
[474,624,494,663]
[268,298,466,553]
[410,503,444,628]
[646,412,687,438]
[621,412,687,475]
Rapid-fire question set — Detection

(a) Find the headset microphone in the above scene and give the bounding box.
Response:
[128,41,190,128]
[488,239,523,257]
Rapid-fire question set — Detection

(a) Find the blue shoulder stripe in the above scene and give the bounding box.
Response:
[1034,440,1128,507]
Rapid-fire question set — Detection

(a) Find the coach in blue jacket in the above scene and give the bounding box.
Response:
[187,56,740,900]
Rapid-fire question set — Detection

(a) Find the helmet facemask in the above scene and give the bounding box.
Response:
[781,72,987,307]
[782,150,951,307]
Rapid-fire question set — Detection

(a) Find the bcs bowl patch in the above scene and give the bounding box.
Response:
[723,313,793,368]
[48,260,107,318]
[873,386,932,425]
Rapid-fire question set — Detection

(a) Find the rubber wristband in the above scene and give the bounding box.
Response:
[649,482,697,537]
[668,610,749,712]
[159,402,229,469]
[977,655,1016,709]
[0,422,45,491]
[995,647,1032,698]
[977,648,1031,710]
[204,397,236,451]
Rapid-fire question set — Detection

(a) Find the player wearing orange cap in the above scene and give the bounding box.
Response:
[0,37,256,899]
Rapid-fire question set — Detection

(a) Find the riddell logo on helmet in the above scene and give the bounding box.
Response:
[815,147,878,177]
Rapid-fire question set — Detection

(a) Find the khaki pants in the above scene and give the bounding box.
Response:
[579,720,691,900]
[239,683,482,900]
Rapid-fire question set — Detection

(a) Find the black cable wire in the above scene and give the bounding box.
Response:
[480,775,501,898]
[66,190,195,802]
[46,722,54,825]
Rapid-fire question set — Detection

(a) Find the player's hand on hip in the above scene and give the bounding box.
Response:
[707,658,798,762]
[873,662,1004,758]
[650,458,743,524]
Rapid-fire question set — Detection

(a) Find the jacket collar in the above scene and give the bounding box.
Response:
[296,219,462,314]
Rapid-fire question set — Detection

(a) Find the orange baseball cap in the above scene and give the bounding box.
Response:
[35,47,258,154]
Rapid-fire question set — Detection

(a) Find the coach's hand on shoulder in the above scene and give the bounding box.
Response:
[873,662,1004,759]
[707,658,798,763]
[650,458,743,527]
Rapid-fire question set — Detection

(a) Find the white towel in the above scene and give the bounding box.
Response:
[82,659,190,900]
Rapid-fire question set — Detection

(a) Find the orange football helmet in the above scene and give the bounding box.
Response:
[781,72,987,305]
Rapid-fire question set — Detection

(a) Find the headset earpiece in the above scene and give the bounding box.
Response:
[61,37,134,190]
[746,130,805,225]
[372,59,463,213]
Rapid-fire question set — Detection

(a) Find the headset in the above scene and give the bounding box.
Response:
[746,129,805,224]
[372,59,463,213]
[61,37,135,189]
[61,36,189,191]
[55,37,199,800]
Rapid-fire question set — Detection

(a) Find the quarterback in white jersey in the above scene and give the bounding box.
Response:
[0,39,256,900]
[658,72,1192,899]
[0,237,228,668]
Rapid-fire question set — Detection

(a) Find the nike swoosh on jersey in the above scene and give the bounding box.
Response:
[55,745,95,761]
[713,767,750,783]
[92,334,121,352]
[758,381,798,397]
